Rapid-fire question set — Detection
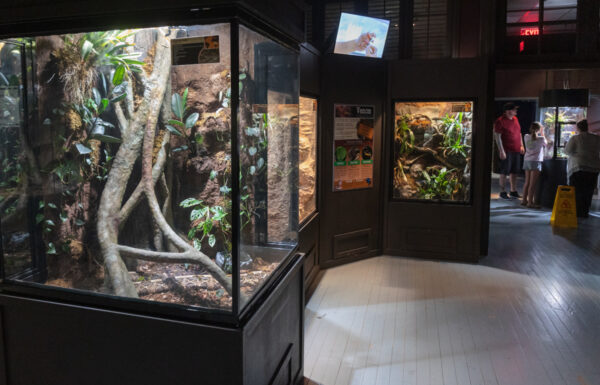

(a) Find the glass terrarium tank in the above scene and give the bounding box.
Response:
[393,101,473,202]
[298,96,317,223]
[0,23,299,316]
[541,106,586,159]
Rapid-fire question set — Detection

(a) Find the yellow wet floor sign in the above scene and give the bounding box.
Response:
[550,185,577,228]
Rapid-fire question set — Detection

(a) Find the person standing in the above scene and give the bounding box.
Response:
[494,102,525,199]
[521,122,546,208]
[564,119,600,218]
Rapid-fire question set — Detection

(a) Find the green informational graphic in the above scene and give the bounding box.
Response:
[335,146,347,162]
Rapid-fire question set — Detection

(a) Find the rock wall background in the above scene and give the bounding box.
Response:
[266,101,298,242]
[299,96,317,223]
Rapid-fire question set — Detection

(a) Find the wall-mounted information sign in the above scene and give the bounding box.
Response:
[171,36,220,65]
[333,104,374,191]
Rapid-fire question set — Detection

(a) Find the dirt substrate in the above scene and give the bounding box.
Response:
[133,258,278,310]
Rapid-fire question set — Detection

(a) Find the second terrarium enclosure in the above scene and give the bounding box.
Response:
[393,101,473,202]
[0,22,300,316]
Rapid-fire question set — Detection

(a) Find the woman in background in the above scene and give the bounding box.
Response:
[565,119,600,218]
[521,122,546,208]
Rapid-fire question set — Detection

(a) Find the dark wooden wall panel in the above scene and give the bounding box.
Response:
[300,43,321,96]
[0,295,242,385]
[384,58,493,261]
[319,54,386,268]
[299,216,319,280]
[243,258,304,385]
[333,229,371,259]
[0,256,305,385]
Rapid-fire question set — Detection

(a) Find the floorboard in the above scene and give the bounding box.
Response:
[304,189,600,385]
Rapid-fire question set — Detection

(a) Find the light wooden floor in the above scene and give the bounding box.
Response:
[304,198,600,385]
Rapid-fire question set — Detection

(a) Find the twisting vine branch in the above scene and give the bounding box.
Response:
[97,30,172,297]
[97,30,234,298]
[118,129,170,229]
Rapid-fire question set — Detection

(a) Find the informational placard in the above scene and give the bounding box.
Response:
[171,36,220,65]
[333,104,374,191]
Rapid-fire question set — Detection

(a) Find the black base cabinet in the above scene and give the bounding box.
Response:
[0,256,304,385]
[539,159,568,208]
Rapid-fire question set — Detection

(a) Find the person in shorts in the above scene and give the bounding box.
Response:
[494,102,525,199]
[521,122,546,208]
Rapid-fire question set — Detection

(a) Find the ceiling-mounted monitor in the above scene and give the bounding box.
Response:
[334,12,390,58]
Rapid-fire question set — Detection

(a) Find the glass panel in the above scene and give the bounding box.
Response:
[1,41,33,277]
[558,123,577,147]
[557,106,586,158]
[1,24,235,312]
[540,106,586,159]
[299,96,317,224]
[393,101,473,202]
[506,10,540,24]
[540,107,557,159]
[544,8,577,22]
[507,0,540,11]
[238,25,299,309]
[545,0,577,6]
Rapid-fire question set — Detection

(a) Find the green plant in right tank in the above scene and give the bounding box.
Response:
[440,112,469,161]
[418,167,462,200]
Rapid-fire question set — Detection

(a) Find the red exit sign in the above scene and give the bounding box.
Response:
[520,27,539,36]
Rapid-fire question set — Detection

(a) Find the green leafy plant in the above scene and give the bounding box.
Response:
[165,88,202,153]
[178,108,269,273]
[0,147,22,188]
[418,167,462,200]
[57,30,142,105]
[51,158,83,185]
[543,109,576,129]
[49,30,141,187]
[180,198,231,253]
[395,115,415,156]
[76,30,143,73]
[441,112,463,146]
[73,82,124,149]
[440,112,470,162]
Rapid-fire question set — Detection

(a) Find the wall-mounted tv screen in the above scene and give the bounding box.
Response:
[334,13,390,58]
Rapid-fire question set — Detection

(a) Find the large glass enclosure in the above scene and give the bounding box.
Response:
[0,22,299,317]
[541,106,586,159]
[393,101,473,202]
[298,96,317,224]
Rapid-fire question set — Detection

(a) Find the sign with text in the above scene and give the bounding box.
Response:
[520,27,539,36]
[171,36,220,65]
[333,104,375,191]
